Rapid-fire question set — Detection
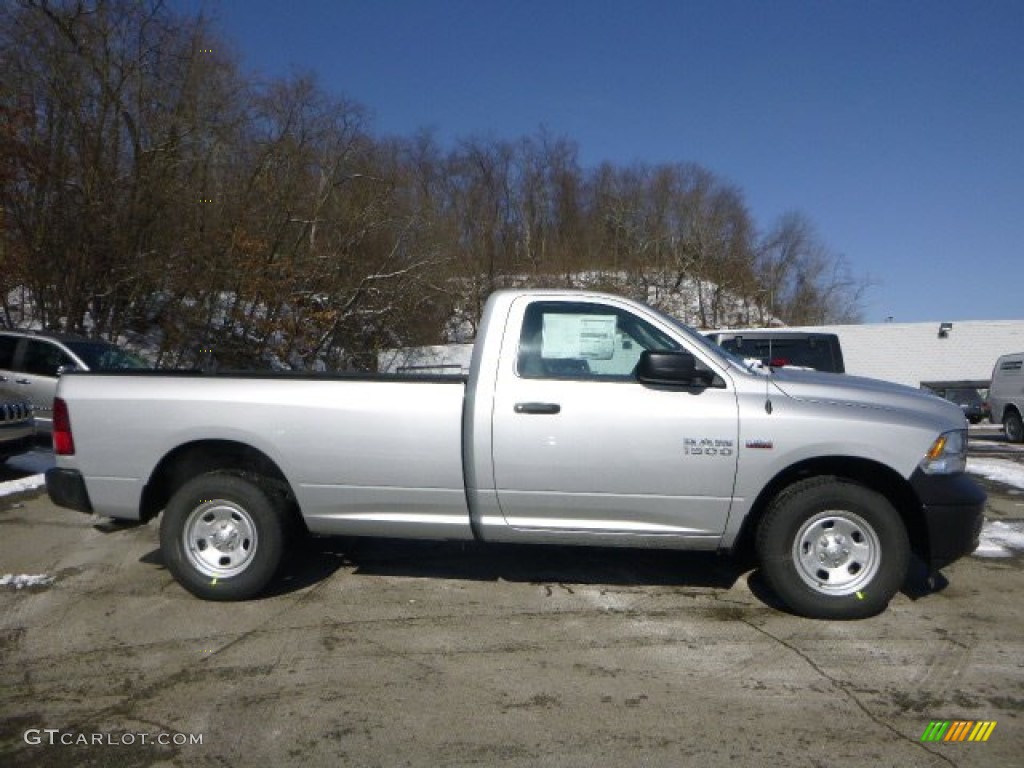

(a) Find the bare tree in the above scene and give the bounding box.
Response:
[758,212,870,325]
[1,1,870,366]
[0,0,234,336]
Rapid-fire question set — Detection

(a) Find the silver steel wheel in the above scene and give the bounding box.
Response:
[792,509,881,595]
[182,499,259,579]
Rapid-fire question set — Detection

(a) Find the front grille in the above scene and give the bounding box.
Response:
[0,401,33,423]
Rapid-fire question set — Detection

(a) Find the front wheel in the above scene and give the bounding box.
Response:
[160,472,287,601]
[756,478,909,620]
[1004,410,1024,443]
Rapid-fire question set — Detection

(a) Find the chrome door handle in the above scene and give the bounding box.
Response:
[14,378,30,385]
[514,402,561,415]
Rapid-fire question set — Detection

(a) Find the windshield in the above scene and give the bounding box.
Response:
[64,341,149,371]
[946,388,981,405]
[642,305,757,372]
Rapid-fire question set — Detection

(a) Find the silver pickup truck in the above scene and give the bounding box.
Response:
[45,290,985,619]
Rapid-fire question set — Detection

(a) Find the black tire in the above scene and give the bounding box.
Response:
[1004,410,1024,444]
[160,472,287,601]
[756,477,909,620]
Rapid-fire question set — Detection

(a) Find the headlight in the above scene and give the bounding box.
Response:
[920,430,967,475]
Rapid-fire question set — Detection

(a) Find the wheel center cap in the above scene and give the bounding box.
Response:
[819,534,849,566]
[211,523,239,551]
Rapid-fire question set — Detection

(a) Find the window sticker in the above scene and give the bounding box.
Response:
[541,314,617,360]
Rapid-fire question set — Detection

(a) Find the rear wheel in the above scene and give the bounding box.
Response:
[756,477,909,619]
[1004,410,1024,443]
[160,472,287,600]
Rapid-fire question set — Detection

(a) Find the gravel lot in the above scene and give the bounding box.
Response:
[1,436,1022,767]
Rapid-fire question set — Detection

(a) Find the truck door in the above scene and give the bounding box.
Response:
[9,338,73,430]
[491,298,739,540]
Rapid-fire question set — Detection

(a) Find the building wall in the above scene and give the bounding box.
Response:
[778,320,1024,388]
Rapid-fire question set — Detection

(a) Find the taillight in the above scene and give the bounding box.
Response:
[52,397,75,455]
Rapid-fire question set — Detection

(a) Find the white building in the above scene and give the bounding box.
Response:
[776,319,1024,389]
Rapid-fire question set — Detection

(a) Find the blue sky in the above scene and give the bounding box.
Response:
[198,0,1023,323]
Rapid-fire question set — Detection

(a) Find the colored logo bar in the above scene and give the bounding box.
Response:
[921,721,996,742]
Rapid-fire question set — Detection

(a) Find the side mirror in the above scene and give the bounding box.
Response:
[56,364,80,377]
[637,350,715,387]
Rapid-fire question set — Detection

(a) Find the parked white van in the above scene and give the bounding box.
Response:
[989,352,1024,443]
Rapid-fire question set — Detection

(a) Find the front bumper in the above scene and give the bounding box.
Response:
[45,468,93,514]
[0,414,35,460]
[0,432,36,460]
[910,470,986,571]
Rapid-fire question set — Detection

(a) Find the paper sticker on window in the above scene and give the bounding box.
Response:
[541,314,616,360]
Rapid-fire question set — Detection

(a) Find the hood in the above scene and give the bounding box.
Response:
[767,368,966,426]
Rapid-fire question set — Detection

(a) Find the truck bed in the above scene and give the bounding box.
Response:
[58,371,474,539]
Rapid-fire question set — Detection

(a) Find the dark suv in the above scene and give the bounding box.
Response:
[927,386,987,425]
[0,331,147,433]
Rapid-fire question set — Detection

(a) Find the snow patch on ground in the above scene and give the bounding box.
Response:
[966,457,1024,489]
[0,473,46,497]
[974,521,1024,558]
[0,450,54,498]
[1,573,55,589]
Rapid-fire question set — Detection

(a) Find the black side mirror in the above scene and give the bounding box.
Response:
[637,350,715,387]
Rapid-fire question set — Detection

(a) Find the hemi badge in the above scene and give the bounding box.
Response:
[746,440,773,450]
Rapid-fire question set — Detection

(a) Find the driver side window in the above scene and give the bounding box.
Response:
[517,302,680,381]
[22,340,71,377]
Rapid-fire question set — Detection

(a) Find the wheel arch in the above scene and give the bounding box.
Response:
[732,456,926,564]
[139,439,301,528]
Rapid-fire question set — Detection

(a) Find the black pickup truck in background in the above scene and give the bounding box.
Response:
[705,330,846,374]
